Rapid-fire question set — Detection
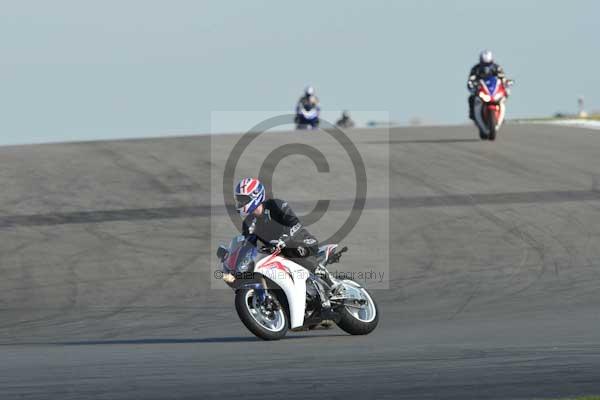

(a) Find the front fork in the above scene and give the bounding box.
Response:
[482,104,499,126]
[249,276,281,314]
[488,104,500,118]
[254,276,268,303]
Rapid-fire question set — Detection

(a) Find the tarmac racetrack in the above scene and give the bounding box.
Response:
[1,124,600,399]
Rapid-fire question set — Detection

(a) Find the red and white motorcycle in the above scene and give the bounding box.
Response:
[217,235,379,340]
[473,76,514,140]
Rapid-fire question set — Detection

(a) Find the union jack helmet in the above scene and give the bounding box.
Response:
[234,178,265,217]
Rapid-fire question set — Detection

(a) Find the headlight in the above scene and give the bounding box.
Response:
[479,93,491,102]
[237,255,254,272]
[238,262,249,273]
[493,92,504,101]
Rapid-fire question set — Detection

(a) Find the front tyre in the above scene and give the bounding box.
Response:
[235,288,288,340]
[477,110,488,140]
[336,286,379,335]
[488,111,497,141]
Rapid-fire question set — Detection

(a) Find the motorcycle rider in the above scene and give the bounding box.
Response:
[234,177,336,307]
[234,177,321,272]
[336,110,355,129]
[467,50,507,120]
[294,85,320,125]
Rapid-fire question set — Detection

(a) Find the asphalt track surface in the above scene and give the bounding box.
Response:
[1,124,600,399]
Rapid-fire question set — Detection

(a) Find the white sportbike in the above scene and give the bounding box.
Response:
[217,235,379,340]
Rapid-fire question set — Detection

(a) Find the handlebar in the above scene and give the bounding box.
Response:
[326,246,348,265]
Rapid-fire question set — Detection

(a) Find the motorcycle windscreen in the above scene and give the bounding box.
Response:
[225,237,257,272]
[483,76,499,96]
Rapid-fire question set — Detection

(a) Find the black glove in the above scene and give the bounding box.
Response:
[269,234,291,251]
[275,234,291,250]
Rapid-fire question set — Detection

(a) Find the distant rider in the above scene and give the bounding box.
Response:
[467,50,507,120]
[336,110,355,129]
[294,86,321,125]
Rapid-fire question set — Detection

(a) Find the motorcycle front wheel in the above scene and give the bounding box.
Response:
[477,110,489,140]
[488,111,497,141]
[235,288,289,340]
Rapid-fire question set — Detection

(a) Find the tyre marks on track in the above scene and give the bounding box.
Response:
[0,190,599,229]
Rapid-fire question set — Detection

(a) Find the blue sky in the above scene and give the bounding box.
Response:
[0,0,598,144]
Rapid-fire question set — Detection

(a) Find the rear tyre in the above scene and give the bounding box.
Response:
[235,288,288,340]
[336,286,379,335]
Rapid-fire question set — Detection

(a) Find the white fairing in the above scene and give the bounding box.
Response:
[300,107,319,121]
[254,254,309,328]
[474,98,506,135]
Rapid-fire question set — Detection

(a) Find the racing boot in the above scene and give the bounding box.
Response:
[468,96,475,120]
[315,265,342,295]
[313,278,331,309]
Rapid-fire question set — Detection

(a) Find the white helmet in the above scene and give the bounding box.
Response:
[480,49,493,64]
[304,86,315,96]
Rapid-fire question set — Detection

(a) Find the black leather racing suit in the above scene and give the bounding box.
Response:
[294,95,321,124]
[467,62,506,118]
[242,199,319,272]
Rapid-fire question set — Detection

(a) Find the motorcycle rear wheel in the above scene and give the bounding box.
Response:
[336,286,379,335]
